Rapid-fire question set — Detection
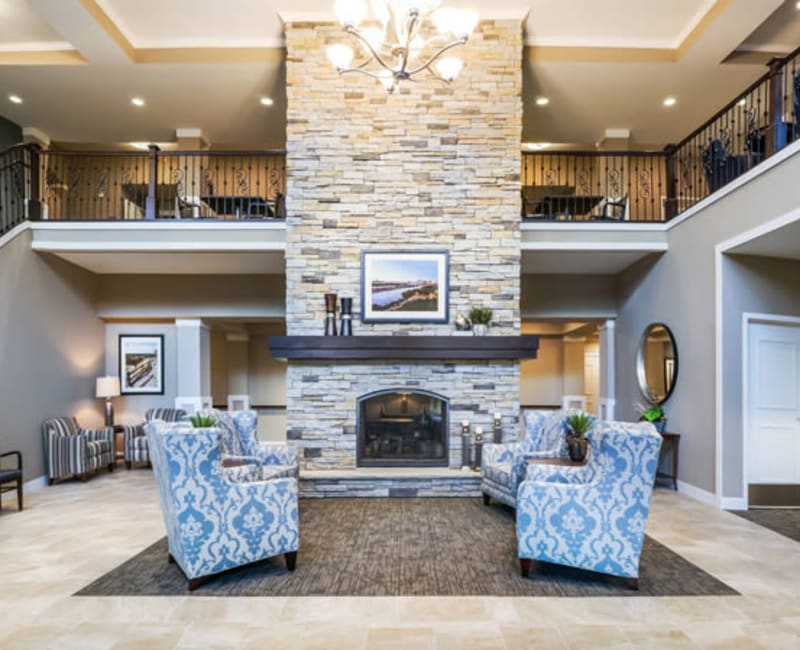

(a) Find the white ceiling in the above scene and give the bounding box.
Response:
[0,0,796,147]
[728,218,800,261]
[738,0,800,55]
[0,0,70,50]
[51,250,286,274]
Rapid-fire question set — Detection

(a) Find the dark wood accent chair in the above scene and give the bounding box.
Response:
[0,451,23,512]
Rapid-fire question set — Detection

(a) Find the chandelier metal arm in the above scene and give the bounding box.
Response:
[399,10,420,74]
[336,66,393,81]
[406,36,467,77]
[344,25,395,74]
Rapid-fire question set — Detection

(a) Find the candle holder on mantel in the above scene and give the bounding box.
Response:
[473,427,485,471]
[324,293,338,336]
[460,421,471,469]
[340,297,353,336]
[493,413,502,443]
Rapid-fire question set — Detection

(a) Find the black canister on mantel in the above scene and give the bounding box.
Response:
[340,297,353,336]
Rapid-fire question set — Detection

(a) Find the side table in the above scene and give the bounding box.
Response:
[112,424,125,463]
[657,432,680,490]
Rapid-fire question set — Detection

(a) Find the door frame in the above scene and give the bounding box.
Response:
[741,313,800,509]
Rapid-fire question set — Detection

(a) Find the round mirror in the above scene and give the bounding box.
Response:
[636,323,678,405]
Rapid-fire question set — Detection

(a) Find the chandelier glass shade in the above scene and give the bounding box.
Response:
[327,0,478,93]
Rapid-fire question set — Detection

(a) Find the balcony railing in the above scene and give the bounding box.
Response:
[0,144,38,235]
[522,45,800,223]
[38,146,286,221]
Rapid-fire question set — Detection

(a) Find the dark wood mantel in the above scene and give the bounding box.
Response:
[268,335,539,361]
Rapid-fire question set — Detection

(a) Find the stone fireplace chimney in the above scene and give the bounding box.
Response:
[283,19,523,469]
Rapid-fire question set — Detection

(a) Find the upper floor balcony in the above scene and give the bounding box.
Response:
[1,45,798,236]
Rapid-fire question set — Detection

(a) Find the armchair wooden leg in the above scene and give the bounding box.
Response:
[108,462,114,473]
[125,461,132,470]
[482,493,491,506]
[17,478,22,510]
[284,551,298,572]
[520,558,532,578]
[168,553,176,564]
[187,577,206,591]
[80,474,88,483]
[624,577,639,591]
[48,478,54,487]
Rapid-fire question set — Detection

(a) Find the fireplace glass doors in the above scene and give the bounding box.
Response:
[357,389,449,467]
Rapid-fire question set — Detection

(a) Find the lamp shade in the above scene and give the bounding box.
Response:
[96,376,120,398]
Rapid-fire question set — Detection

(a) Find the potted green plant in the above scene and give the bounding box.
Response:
[468,307,493,336]
[189,412,216,428]
[564,411,593,462]
[637,403,667,433]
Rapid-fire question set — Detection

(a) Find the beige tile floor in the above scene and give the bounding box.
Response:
[1,470,800,649]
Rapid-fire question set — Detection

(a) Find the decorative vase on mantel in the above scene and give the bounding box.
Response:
[472,323,488,336]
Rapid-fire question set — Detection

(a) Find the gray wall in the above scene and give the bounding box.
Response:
[104,323,178,426]
[616,147,800,495]
[0,232,104,481]
[95,274,285,319]
[0,115,22,149]
[522,274,618,319]
[721,254,800,498]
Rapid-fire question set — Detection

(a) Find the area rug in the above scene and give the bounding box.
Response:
[77,498,736,598]
[732,508,800,544]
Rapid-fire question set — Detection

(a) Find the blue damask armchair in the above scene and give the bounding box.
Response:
[145,422,299,590]
[204,408,299,480]
[481,410,569,507]
[516,421,662,589]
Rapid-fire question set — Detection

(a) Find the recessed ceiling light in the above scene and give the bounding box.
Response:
[737,98,747,106]
[129,142,151,150]
[131,97,145,107]
[8,94,22,104]
[260,97,274,106]
[535,96,549,106]
[796,1,800,9]
[523,142,551,150]
[663,96,677,107]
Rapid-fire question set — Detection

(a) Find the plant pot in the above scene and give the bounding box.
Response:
[653,419,667,433]
[566,434,589,463]
[472,323,488,336]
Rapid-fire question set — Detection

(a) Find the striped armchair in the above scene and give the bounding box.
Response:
[42,417,115,485]
[123,408,186,469]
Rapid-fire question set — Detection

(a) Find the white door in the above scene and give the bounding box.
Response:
[747,322,800,484]
[584,352,600,416]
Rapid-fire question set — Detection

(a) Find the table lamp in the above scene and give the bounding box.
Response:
[96,376,120,426]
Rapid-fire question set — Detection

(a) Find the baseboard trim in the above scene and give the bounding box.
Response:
[719,497,747,511]
[676,480,718,507]
[23,475,48,493]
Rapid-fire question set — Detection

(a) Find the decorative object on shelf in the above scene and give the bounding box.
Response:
[324,293,338,336]
[340,296,353,336]
[636,322,678,405]
[492,412,502,443]
[119,334,164,395]
[95,376,120,426]
[189,412,216,428]
[637,402,668,433]
[564,411,593,463]
[472,426,484,470]
[361,250,449,323]
[454,312,471,331]
[327,0,478,94]
[468,307,492,336]
[460,420,471,469]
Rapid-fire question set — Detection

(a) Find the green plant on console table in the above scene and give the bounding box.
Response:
[640,405,665,423]
[190,413,216,428]
[565,411,594,438]
[468,307,493,325]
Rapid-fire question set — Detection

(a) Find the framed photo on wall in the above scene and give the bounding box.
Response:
[361,250,449,323]
[119,334,164,395]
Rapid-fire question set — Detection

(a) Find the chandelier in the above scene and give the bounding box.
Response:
[326,0,479,93]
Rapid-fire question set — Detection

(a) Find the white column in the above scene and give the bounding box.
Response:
[598,319,616,420]
[174,319,212,413]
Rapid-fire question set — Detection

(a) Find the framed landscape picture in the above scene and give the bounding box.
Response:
[361,250,449,323]
[119,334,164,395]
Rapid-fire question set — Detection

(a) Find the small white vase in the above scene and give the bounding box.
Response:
[472,323,488,336]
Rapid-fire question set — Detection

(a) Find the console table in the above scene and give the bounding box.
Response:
[658,432,680,490]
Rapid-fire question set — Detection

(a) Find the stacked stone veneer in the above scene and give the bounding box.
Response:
[285,20,522,469]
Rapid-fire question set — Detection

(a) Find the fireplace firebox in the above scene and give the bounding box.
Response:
[357,389,449,467]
